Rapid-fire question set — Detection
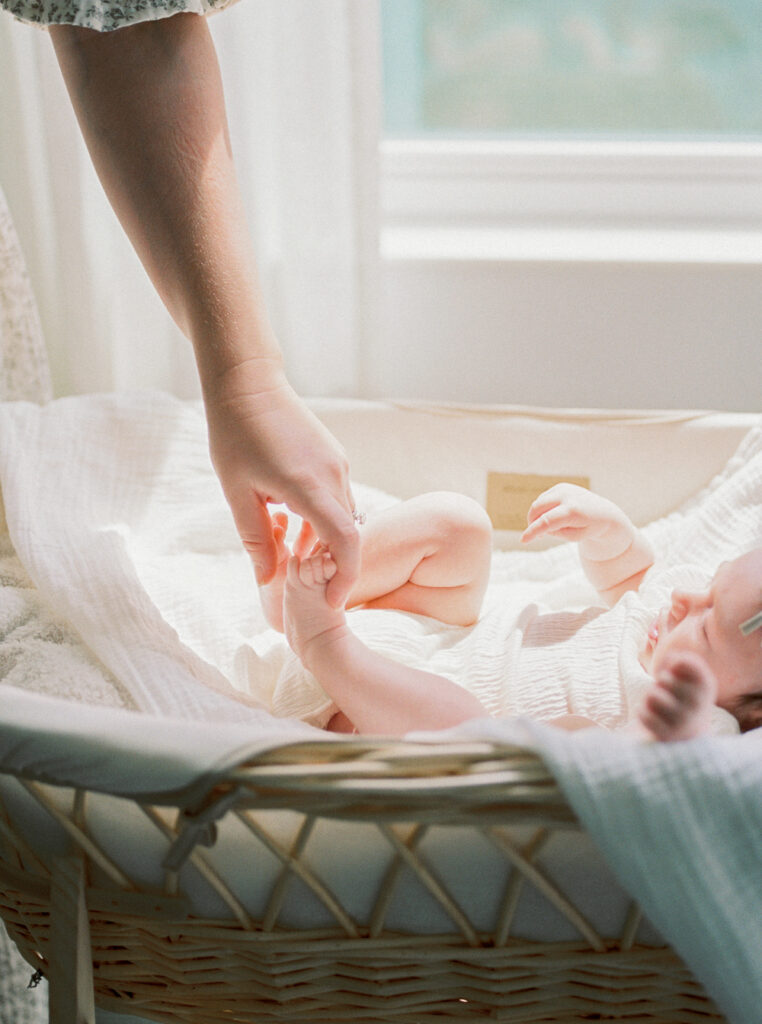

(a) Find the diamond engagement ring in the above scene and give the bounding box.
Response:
[351,509,366,525]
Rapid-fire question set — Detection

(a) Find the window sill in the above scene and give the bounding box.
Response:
[381,140,762,256]
[382,225,762,266]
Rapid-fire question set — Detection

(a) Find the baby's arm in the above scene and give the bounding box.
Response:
[284,552,488,736]
[522,484,654,605]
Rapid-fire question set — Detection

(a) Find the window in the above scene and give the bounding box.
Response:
[380,1,762,257]
[381,0,762,139]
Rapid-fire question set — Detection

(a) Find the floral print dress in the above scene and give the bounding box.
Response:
[1,0,236,31]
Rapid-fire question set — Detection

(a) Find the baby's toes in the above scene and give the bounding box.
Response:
[319,553,338,583]
[639,708,669,742]
[646,685,683,726]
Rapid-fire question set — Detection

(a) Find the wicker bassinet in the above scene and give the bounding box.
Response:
[0,730,725,1024]
[0,185,732,1024]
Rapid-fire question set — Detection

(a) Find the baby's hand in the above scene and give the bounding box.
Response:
[521,483,634,561]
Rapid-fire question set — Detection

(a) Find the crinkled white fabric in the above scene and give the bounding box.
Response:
[282,560,733,733]
[0,394,297,727]
[0,527,136,710]
[0,392,396,728]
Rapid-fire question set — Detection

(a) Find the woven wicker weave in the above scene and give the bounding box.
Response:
[0,739,724,1024]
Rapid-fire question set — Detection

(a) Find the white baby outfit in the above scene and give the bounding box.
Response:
[274,559,738,735]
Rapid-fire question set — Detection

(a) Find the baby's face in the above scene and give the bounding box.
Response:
[640,548,762,719]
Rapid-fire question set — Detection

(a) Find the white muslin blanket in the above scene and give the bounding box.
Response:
[2,391,762,1022]
[0,393,318,732]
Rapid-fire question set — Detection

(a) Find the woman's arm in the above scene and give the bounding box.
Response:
[49,16,359,605]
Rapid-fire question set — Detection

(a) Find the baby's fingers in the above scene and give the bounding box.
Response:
[526,492,561,526]
[522,504,577,543]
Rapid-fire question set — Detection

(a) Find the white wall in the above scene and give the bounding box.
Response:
[376,256,762,411]
[374,141,762,412]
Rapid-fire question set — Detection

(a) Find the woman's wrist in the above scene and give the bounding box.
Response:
[199,350,288,408]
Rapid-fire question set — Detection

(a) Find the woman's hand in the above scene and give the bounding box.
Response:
[205,368,360,608]
[51,17,360,608]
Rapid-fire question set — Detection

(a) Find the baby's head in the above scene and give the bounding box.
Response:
[640,548,762,732]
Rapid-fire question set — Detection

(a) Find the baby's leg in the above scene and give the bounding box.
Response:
[283,550,346,665]
[262,492,492,632]
[638,654,717,741]
[348,492,492,626]
[284,551,489,735]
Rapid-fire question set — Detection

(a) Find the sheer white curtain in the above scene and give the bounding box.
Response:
[0,0,381,398]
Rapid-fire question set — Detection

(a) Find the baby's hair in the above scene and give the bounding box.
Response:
[736,601,762,729]
[732,690,762,733]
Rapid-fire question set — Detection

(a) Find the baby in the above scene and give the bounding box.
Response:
[259,485,762,740]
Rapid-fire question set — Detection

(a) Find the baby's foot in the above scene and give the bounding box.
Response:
[259,513,315,631]
[638,653,718,741]
[283,549,348,666]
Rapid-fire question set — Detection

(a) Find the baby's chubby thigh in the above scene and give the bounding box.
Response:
[350,491,493,623]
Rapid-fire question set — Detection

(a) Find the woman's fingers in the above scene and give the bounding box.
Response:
[231,495,278,584]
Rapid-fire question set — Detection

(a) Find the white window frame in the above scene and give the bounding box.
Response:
[381,139,762,264]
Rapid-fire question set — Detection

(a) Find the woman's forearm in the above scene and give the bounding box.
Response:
[304,628,488,736]
[50,15,281,395]
[49,17,362,601]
